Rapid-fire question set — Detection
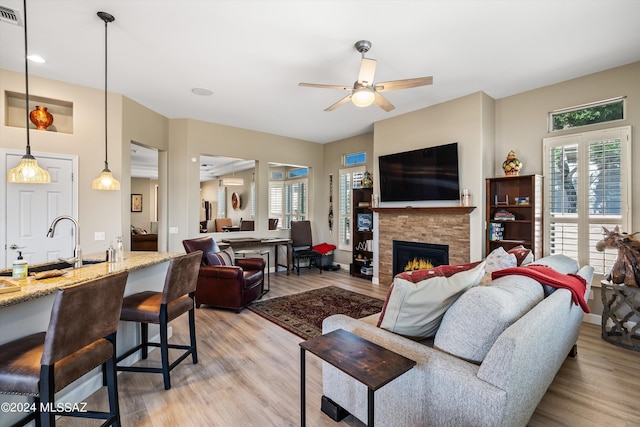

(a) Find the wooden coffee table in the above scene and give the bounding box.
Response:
[299,328,416,426]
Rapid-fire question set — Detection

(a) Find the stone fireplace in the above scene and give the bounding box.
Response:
[393,241,449,277]
[375,207,473,285]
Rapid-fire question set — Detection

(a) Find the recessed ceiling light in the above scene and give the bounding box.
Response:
[191,87,213,96]
[27,54,45,63]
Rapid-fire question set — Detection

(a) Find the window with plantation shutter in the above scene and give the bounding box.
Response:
[269,182,283,227]
[250,183,256,219]
[338,166,365,250]
[543,126,631,277]
[269,178,308,229]
[217,186,226,218]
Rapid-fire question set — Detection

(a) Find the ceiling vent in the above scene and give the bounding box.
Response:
[0,4,22,26]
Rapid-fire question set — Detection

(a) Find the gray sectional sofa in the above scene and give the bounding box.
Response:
[321,255,593,427]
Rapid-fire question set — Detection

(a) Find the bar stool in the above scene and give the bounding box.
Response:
[0,271,129,427]
[115,251,202,390]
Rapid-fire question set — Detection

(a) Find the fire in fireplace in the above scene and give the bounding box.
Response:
[392,240,449,277]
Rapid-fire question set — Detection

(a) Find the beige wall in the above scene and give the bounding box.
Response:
[494,60,640,314]
[130,177,157,231]
[167,118,323,252]
[1,69,123,255]
[373,91,495,265]
[321,133,374,265]
[495,61,639,230]
[3,60,638,308]
[121,96,169,250]
[217,168,255,225]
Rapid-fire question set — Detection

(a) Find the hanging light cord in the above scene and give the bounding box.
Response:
[23,0,32,158]
[102,13,109,170]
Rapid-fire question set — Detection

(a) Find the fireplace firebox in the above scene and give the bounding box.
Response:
[392,241,449,277]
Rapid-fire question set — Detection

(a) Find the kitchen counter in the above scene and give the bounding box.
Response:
[0,251,184,423]
[0,251,181,308]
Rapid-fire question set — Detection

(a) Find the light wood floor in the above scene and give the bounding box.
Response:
[58,269,640,427]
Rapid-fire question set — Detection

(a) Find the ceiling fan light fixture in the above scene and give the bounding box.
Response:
[351,87,375,108]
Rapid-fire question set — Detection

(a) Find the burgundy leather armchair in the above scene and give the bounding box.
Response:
[182,236,265,312]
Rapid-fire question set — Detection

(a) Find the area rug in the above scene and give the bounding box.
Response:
[248,286,384,340]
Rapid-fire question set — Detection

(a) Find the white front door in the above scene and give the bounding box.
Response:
[3,153,76,268]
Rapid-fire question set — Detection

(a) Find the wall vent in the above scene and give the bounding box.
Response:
[0,4,22,26]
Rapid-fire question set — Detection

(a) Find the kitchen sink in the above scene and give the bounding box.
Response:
[0,259,106,277]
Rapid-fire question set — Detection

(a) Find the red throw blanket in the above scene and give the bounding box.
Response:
[492,265,590,313]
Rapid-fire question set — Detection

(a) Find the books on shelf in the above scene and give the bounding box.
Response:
[489,222,504,241]
[493,209,515,221]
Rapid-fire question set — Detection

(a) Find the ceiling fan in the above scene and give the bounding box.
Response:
[299,40,433,112]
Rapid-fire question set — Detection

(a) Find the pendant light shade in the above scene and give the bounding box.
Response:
[221,177,244,186]
[7,0,51,185]
[92,11,120,191]
[222,160,244,186]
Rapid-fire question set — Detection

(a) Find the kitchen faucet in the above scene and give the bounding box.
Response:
[46,215,82,268]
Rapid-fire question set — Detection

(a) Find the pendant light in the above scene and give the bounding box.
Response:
[7,0,51,184]
[92,11,120,190]
[222,160,244,186]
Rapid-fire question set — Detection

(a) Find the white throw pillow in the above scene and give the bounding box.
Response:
[377,261,486,339]
[485,247,517,273]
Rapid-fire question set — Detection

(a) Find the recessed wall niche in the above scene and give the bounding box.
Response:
[4,91,74,134]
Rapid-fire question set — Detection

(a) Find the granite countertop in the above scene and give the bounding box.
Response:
[0,252,182,308]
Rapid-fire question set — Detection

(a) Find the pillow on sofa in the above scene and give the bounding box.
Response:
[377,261,486,339]
[508,245,534,266]
[205,248,235,266]
[478,247,517,285]
[434,276,543,363]
[485,247,517,273]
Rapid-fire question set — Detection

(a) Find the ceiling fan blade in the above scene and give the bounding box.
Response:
[374,92,395,112]
[325,94,352,112]
[299,82,351,91]
[357,58,377,86]
[374,76,433,92]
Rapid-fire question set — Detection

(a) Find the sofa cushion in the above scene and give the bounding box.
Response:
[531,254,580,296]
[434,275,543,363]
[532,254,579,274]
[377,261,485,339]
[205,248,235,266]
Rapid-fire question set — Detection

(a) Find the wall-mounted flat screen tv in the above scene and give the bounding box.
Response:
[379,142,460,202]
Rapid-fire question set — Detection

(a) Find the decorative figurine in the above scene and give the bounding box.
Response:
[595,225,640,287]
[502,150,522,176]
[362,171,373,188]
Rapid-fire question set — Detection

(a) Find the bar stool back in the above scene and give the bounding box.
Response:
[0,271,129,427]
[116,251,202,390]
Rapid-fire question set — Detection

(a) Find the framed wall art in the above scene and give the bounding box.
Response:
[131,194,143,212]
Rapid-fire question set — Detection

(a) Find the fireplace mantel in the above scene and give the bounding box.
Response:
[372,206,476,214]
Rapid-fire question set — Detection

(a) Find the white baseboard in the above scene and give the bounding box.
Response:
[582,313,601,325]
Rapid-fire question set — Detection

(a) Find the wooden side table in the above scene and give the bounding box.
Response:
[299,329,416,426]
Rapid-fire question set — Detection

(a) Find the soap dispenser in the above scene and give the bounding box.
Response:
[12,251,28,279]
[106,242,116,263]
[115,235,124,262]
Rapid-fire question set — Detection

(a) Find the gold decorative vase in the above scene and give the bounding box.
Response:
[29,105,54,130]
